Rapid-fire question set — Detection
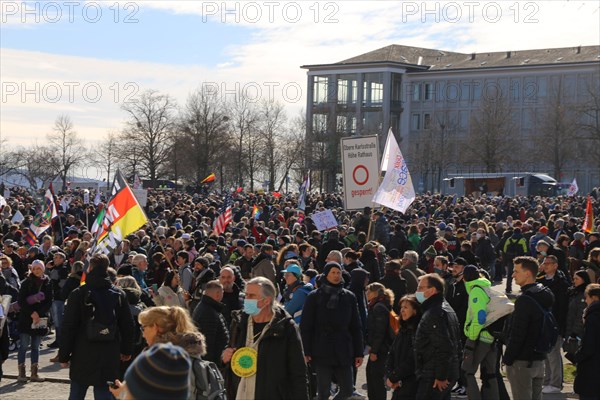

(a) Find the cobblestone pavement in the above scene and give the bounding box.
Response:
[0,278,578,399]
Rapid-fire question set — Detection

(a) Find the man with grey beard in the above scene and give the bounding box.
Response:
[219,266,243,327]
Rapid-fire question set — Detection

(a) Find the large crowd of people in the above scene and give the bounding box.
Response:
[0,186,599,399]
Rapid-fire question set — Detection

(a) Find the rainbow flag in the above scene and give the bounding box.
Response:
[201,173,216,184]
[252,205,260,218]
[583,195,595,233]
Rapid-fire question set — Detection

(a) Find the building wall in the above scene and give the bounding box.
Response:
[305,61,600,194]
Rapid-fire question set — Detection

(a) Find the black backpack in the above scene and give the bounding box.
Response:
[190,356,227,400]
[521,290,559,354]
[505,239,525,259]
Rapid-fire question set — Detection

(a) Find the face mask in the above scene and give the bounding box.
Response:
[476,234,483,239]
[416,291,427,304]
[434,268,444,275]
[539,251,547,256]
[243,298,263,316]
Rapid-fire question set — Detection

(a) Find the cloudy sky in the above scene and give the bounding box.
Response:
[1,0,599,149]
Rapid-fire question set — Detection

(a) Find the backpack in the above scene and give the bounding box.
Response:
[389,310,400,336]
[476,285,514,341]
[190,356,227,400]
[83,287,120,342]
[505,239,525,259]
[520,290,559,354]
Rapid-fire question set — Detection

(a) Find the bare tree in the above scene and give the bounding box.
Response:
[230,93,260,189]
[576,75,600,167]
[91,131,120,190]
[121,90,177,186]
[47,115,87,190]
[465,95,516,173]
[276,110,308,192]
[14,144,60,189]
[0,138,25,179]
[258,100,287,192]
[535,78,579,179]
[180,87,230,185]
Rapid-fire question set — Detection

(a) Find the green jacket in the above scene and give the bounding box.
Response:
[464,277,495,344]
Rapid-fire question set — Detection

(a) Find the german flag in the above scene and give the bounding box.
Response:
[201,173,216,184]
[84,171,148,282]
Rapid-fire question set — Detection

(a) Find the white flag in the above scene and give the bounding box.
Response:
[0,195,6,208]
[380,128,394,172]
[567,178,579,197]
[60,196,71,213]
[133,174,142,189]
[11,210,24,224]
[372,133,416,213]
[94,190,101,206]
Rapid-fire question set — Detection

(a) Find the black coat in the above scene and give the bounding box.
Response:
[192,295,230,365]
[360,250,381,282]
[504,283,555,365]
[566,285,587,338]
[301,282,364,366]
[414,293,461,381]
[367,300,392,357]
[446,278,468,331]
[226,307,309,400]
[388,230,411,256]
[537,270,569,336]
[17,274,53,335]
[386,317,419,398]
[221,283,243,327]
[58,269,135,386]
[60,272,83,302]
[380,272,407,314]
[574,301,600,397]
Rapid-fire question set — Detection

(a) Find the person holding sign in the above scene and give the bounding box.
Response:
[222,277,309,399]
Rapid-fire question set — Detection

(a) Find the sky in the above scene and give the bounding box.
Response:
[1,0,599,157]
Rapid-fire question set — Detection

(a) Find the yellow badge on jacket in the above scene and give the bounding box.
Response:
[231,347,258,377]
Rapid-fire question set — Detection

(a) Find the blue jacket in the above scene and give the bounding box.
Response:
[283,281,314,324]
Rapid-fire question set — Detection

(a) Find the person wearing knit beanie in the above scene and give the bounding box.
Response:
[122,343,191,400]
[31,259,45,273]
[322,261,342,278]
[424,245,437,258]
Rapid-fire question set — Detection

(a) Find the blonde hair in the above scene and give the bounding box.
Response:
[366,282,395,306]
[138,306,198,343]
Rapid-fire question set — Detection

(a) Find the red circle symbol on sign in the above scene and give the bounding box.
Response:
[353,165,369,186]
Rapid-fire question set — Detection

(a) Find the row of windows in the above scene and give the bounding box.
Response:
[409,75,595,103]
[313,74,385,106]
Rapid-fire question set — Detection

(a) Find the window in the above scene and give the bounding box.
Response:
[412,114,421,130]
[424,113,431,130]
[337,115,357,134]
[313,76,328,104]
[412,83,421,101]
[363,111,382,133]
[424,83,434,100]
[312,114,328,137]
[337,75,357,104]
[363,73,383,105]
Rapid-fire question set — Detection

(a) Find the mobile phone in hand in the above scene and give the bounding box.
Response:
[106,381,118,389]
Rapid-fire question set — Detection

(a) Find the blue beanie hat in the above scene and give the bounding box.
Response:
[124,343,191,400]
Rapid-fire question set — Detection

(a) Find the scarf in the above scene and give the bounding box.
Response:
[320,281,343,309]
